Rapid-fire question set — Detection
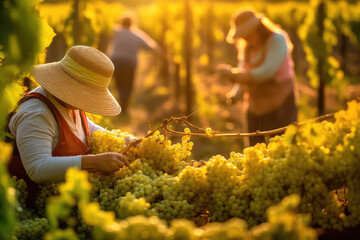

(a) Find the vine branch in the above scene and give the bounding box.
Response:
[163,113,335,137]
[120,112,335,154]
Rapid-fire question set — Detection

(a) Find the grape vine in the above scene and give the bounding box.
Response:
[7,100,360,239]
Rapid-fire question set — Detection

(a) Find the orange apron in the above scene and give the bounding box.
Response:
[7,92,90,206]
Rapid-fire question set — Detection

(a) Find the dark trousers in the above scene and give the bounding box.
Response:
[247,92,297,145]
[111,58,136,113]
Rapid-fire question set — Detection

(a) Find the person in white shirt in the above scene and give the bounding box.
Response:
[109,12,161,114]
[7,46,131,189]
[218,8,297,145]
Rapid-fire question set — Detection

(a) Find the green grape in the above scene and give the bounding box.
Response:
[12,100,360,236]
[98,188,116,211]
[116,215,168,240]
[44,228,78,240]
[205,155,244,222]
[250,195,317,240]
[202,218,248,240]
[10,176,35,220]
[35,183,60,217]
[10,176,27,208]
[205,127,213,136]
[170,165,209,215]
[115,192,157,219]
[89,172,116,199]
[125,130,191,174]
[89,130,127,155]
[168,219,198,240]
[13,218,49,240]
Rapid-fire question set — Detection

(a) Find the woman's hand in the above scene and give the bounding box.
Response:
[81,153,129,173]
[125,135,141,147]
[217,64,252,84]
[231,69,252,84]
[217,64,234,80]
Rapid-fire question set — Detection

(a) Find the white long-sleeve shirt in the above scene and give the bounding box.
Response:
[8,87,105,183]
[247,33,289,82]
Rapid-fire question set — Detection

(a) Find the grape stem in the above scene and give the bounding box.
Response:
[119,124,164,154]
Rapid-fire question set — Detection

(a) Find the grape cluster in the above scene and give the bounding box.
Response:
[248,194,317,240]
[10,176,34,220]
[86,194,316,240]
[89,172,117,199]
[125,130,191,174]
[88,130,198,222]
[10,101,360,238]
[114,172,157,202]
[115,192,157,219]
[35,182,60,216]
[205,154,246,222]
[176,165,209,212]
[89,130,127,154]
[13,218,49,240]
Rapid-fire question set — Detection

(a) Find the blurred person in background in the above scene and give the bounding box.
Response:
[218,8,297,146]
[7,46,135,204]
[108,12,162,115]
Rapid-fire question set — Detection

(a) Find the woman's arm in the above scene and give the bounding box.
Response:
[218,64,252,84]
[10,100,82,183]
[136,28,159,52]
[10,100,128,183]
[230,68,252,84]
[220,33,287,84]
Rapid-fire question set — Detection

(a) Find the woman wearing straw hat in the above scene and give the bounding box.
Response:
[218,8,298,145]
[7,46,131,203]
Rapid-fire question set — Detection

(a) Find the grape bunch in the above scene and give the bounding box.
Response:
[13,218,49,240]
[10,176,34,220]
[205,154,246,222]
[9,101,360,239]
[84,194,316,240]
[116,192,157,219]
[125,130,192,174]
[89,130,127,154]
[35,182,60,216]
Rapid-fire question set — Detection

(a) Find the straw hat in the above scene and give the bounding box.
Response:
[226,9,263,44]
[31,45,121,116]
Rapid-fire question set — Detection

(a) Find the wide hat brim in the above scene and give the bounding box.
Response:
[32,62,121,116]
[226,14,263,44]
